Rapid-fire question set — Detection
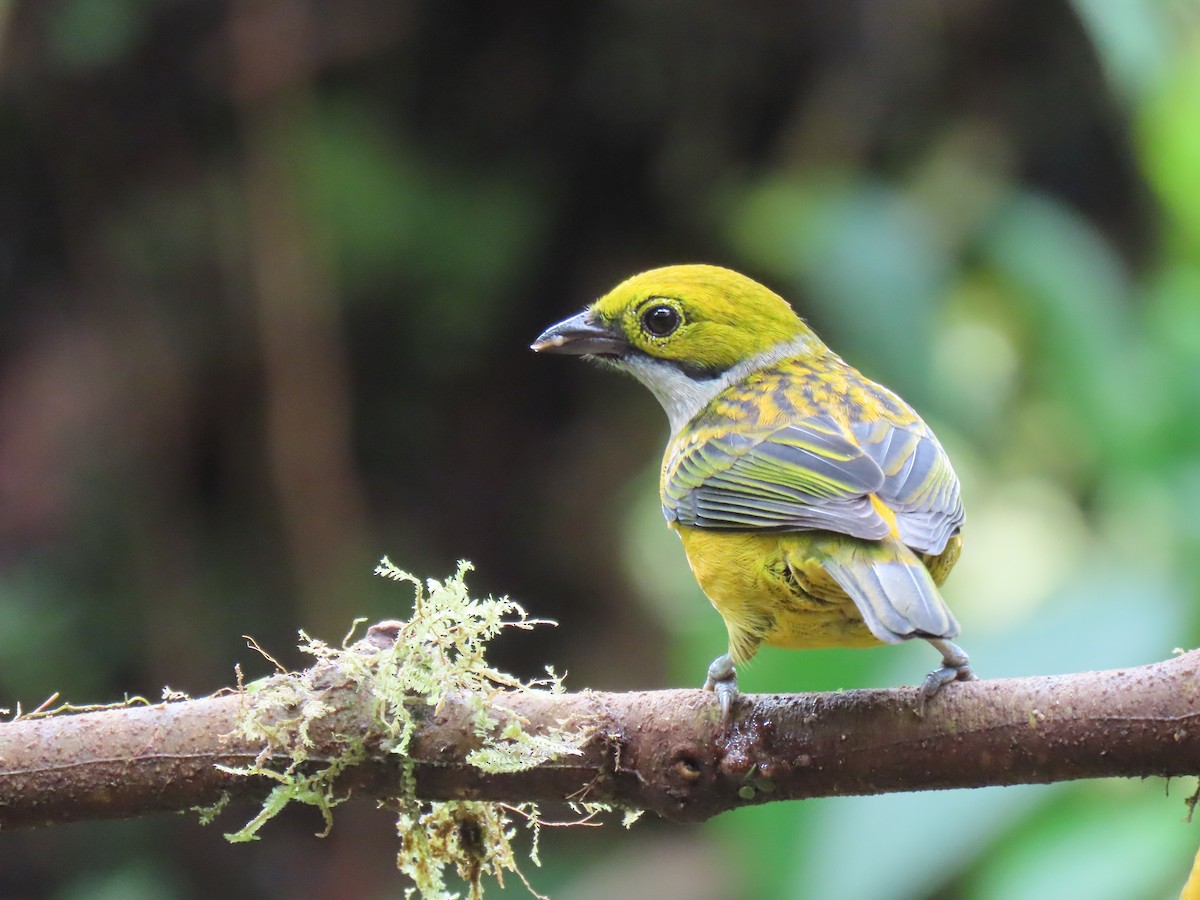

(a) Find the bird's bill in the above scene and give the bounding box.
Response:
[531,310,626,356]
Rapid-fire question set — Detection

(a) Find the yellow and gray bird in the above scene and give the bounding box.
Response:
[532,264,972,721]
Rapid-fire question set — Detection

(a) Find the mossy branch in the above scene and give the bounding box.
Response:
[2,648,1200,829]
[2,561,1199,898]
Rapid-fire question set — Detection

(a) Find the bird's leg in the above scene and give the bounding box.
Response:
[918,638,976,715]
[703,652,738,725]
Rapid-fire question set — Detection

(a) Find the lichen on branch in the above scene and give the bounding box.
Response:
[220,559,594,899]
[3,572,1199,897]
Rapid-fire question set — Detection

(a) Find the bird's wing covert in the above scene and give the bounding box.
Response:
[664,415,963,553]
[663,415,889,539]
[851,419,963,554]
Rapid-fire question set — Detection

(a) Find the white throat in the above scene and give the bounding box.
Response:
[611,335,821,436]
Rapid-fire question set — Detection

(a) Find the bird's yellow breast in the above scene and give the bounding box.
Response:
[672,523,884,663]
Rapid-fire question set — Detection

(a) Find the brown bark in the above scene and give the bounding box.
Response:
[2,650,1199,830]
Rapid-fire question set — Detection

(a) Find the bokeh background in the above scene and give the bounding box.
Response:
[2,0,1199,897]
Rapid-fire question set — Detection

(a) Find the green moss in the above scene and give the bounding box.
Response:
[216,560,591,898]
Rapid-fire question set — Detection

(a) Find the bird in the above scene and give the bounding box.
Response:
[532,264,972,722]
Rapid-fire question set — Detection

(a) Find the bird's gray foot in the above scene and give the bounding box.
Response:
[703,653,738,725]
[918,638,975,716]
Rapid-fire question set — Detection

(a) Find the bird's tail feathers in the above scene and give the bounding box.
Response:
[820,535,959,644]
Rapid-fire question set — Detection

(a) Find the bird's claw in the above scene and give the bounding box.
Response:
[703,653,739,726]
[916,639,975,717]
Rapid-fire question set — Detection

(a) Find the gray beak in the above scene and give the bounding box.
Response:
[530,310,626,356]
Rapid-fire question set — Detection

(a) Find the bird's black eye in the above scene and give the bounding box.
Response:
[641,304,680,337]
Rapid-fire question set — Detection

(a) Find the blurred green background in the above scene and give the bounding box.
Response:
[1,0,1198,897]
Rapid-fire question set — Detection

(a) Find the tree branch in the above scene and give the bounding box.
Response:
[2,646,1199,830]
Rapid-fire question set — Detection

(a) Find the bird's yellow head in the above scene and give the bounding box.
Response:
[533,264,827,432]
[534,264,811,375]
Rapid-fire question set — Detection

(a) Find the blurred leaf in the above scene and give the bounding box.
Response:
[726,173,948,401]
[930,278,1024,444]
[969,780,1196,900]
[794,785,1054,900]
[1146,263,1200,370]
[710,799,826,900]
[0,568,81,697]
[941,553,1185,682]
[979,191,1153,467]
[944,476,1089,633]
[1138,35,1200,246]
[299,99,544,370]
[1070,0,1172,103]
[1143,264,1200,465]
[58,860,183,900]
[302,100,541,294]
[47,0,153,71]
